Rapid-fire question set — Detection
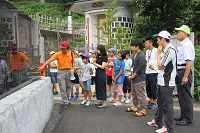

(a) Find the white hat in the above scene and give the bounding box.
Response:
[73,50,78,55]
[50,51,56,55]
[153,31,171,40]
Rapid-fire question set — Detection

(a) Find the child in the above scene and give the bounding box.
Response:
[80,54,93,107]
[123,50,132,103]
[89,50,97,97]
[111,50,126,106]
[106,48,116,98]
[49,51,58,95]
[70,50,83,100]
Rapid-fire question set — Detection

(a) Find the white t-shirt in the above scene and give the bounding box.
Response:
[177,38,195,69]
[50,60,58,73]
[89,57,96,77]
[80,63,92,82]
[157,43,176,86]
[0,60,7,72]
[74,57,83,73]
[146,47,158,74]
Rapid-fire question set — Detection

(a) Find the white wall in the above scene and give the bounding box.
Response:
[0,77,53,133]
[89,14,98,49]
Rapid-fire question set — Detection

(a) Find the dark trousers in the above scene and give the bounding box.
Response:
[177,69,193,123]
[146,73,158,99]
[155,85,174,133]
[96,70,107,100]
[123,76,131,93]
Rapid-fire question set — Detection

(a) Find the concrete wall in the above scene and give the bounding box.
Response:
[0,77,53,133]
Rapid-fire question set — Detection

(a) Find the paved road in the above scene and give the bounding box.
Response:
[52,95,200,133]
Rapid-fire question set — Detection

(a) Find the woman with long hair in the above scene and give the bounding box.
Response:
[93,44,108,108]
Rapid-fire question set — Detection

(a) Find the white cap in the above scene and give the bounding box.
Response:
[50,51,56,55]
[73,50,78,55]
[153,31,171,40]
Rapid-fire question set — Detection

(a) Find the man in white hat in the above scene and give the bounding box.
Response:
[147,31,177,133]
[174,25,195,126]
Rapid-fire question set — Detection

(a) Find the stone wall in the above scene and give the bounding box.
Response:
[0,77,53,133]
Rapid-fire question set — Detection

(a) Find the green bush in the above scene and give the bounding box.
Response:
[194,45,200,101]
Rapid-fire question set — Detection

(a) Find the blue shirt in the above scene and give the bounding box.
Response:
[114,59,125,77]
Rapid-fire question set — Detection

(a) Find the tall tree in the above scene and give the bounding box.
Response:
[132,0,198,42]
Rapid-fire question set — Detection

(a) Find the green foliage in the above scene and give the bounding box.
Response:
[7,0,84,22]
[132,0,200,43]
[194,45,200,101]
[69,35,85,50]
[0,21,13,40]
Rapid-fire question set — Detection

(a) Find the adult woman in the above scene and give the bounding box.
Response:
[93,44,108,108]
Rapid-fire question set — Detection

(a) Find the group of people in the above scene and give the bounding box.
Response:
[39,25,195,133]
[0,42,37,95]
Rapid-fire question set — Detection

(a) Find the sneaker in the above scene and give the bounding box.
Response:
[107,93,112,98]
[53,91,58,95]
[97,104,107,108]
[147,119,158,127]
[63,101,68,109]
[125,98,131,104]
[85,101,92,107]
[155,127,168,133]
[95,101,102,106]
[121,97,126,102]
[108,98,116,103]
[113,101,122,106]
[148,103,157,109]
[74,94,79,100]
[80,100,87,105]
[69,95,74,101]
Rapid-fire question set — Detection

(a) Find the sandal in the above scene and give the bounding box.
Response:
[127,107,137,112]
[134,111,146,117]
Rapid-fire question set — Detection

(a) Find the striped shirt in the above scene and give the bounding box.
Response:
[157,43,177,86]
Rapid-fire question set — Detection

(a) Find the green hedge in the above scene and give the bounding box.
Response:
[194,45,200,101]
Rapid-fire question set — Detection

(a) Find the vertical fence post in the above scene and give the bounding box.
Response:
[56,18,59,51]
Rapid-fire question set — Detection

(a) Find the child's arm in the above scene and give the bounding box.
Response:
[124,67,131,71]
[112,63,115,81]
[89,68,93,75]
[113,68,124,82]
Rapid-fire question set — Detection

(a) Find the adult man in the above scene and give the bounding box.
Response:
[145,38,158,109]
[39,41,74,108]
[174,25,195,126]
[8,42,37,87]
[127,39,147,117]
[0,55,7,94]
[147,31,176,133]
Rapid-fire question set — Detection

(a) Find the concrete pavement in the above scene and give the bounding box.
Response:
[44,86,200,133]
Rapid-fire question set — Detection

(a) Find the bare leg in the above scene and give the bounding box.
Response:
[84,91,87,100]
[113,92,117,100]
[88,90,92,101]
[118,95,122,103]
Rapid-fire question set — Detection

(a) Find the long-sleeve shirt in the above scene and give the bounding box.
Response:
[132,51,146,84]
